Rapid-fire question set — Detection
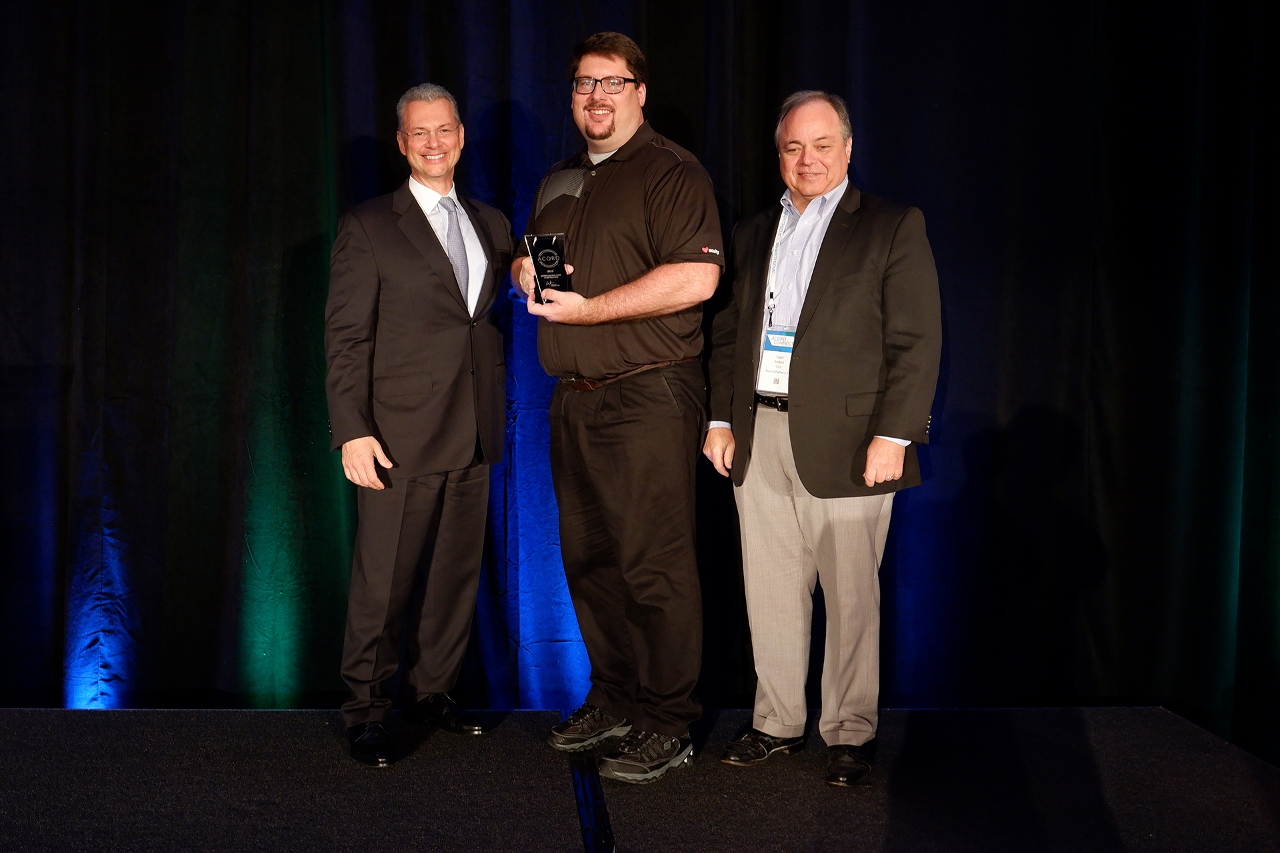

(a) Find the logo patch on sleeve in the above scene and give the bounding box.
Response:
[702,247,721,255]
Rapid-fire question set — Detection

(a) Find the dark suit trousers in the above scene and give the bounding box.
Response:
[549,361,705,736]
[339,460,489,728]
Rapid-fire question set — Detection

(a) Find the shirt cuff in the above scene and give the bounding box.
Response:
[876,435,911,446]
[708,421,732,431]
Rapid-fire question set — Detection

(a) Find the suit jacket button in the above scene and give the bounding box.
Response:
[470,368,475,375]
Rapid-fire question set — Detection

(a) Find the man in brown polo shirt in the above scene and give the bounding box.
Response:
[511,31,723,784]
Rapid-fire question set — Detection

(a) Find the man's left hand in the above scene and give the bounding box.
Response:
[862,437,906,487]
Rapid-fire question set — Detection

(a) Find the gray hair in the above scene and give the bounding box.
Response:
[396,83,461,129]
[774,90,852,148]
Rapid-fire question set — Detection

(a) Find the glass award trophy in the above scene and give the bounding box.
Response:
[524,233,572,304]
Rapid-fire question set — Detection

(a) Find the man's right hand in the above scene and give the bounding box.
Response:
[512,256,535,296]
[702,427,735,478]
[341,436,393,490]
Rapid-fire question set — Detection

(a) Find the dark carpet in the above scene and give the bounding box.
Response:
[0,709,578,852]
[605,708,1280,852]
[1,708,1276,852]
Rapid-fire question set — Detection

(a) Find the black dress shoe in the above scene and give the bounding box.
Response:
[826,740,875,787]
[720,728,806,766]
[406,692,488,735]
[348,721,393,767]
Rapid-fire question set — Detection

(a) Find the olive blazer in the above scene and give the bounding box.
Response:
[707,185,942,498]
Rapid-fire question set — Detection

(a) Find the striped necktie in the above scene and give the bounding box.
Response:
[438,196,470,306]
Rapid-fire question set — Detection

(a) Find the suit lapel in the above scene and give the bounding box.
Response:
[393,182,468,313]
[795,185,862,343]
[459,195,498,314]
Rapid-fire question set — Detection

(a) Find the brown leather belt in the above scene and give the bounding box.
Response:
[754,393,790,412]
[559,356,699,392]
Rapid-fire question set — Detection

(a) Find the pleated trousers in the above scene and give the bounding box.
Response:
[735,406,894,747]
[339,458,489,727]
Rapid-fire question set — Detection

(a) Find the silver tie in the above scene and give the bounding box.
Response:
[438,196,470,306]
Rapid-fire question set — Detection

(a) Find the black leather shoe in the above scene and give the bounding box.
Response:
[720,728,806,766]
[826,740,875,787]
[406,692,488,735]
[347,721,393,767]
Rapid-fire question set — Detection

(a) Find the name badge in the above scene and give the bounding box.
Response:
[756,326,796,395]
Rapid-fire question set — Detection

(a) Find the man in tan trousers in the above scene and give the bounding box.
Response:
[704,90,941,786]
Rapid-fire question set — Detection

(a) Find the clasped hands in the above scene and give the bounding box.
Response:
[702,427,905,488]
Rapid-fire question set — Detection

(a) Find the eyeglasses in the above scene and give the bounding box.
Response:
[572,76,639,95]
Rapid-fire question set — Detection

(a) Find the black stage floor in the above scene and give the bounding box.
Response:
[1,707,1277,852]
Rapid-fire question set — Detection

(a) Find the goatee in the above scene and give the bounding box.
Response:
[585,120,616,140]
[582,101,615,140]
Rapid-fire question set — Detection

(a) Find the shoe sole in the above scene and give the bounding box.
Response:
[350,751,393,768]
[719,741,805,767]
[598,743,693,784]
[547,723,632,752]
[408,715,487,735]
[826,776,873,787]
[826,770,873,787]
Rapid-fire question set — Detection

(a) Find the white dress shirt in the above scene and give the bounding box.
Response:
[406,177,488,316]
[709,176,908,446]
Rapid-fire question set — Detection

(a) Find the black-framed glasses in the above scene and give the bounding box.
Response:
[572,76,638,95]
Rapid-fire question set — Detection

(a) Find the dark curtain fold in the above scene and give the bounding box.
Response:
[1,0,1275,763]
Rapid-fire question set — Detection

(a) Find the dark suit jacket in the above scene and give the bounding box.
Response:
[325,181,514,480]
[707,185,942,498]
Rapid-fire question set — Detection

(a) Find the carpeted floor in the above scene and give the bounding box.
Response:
[0,709,578,852]
[604,708,1280,852]
[1,707,1276,852]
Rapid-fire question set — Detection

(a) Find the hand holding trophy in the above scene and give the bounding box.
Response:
[523,233,572,304]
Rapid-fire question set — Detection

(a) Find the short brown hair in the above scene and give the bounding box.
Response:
[775,90,852,148]
[569,32,648,85]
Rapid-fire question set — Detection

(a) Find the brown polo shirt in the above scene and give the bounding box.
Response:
[522,122,724,380]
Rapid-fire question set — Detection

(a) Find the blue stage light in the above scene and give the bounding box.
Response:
[64,491,136,710]
[505,296,592,710]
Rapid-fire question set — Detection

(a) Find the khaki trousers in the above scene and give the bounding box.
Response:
[734,407,894,747]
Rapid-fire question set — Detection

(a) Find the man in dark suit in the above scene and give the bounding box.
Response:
[704,91,941,786]
[325,83,514,767]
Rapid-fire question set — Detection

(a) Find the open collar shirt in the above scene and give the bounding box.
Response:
[765,176,849,330]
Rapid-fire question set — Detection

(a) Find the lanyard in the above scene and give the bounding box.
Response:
[765,206,792,329]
